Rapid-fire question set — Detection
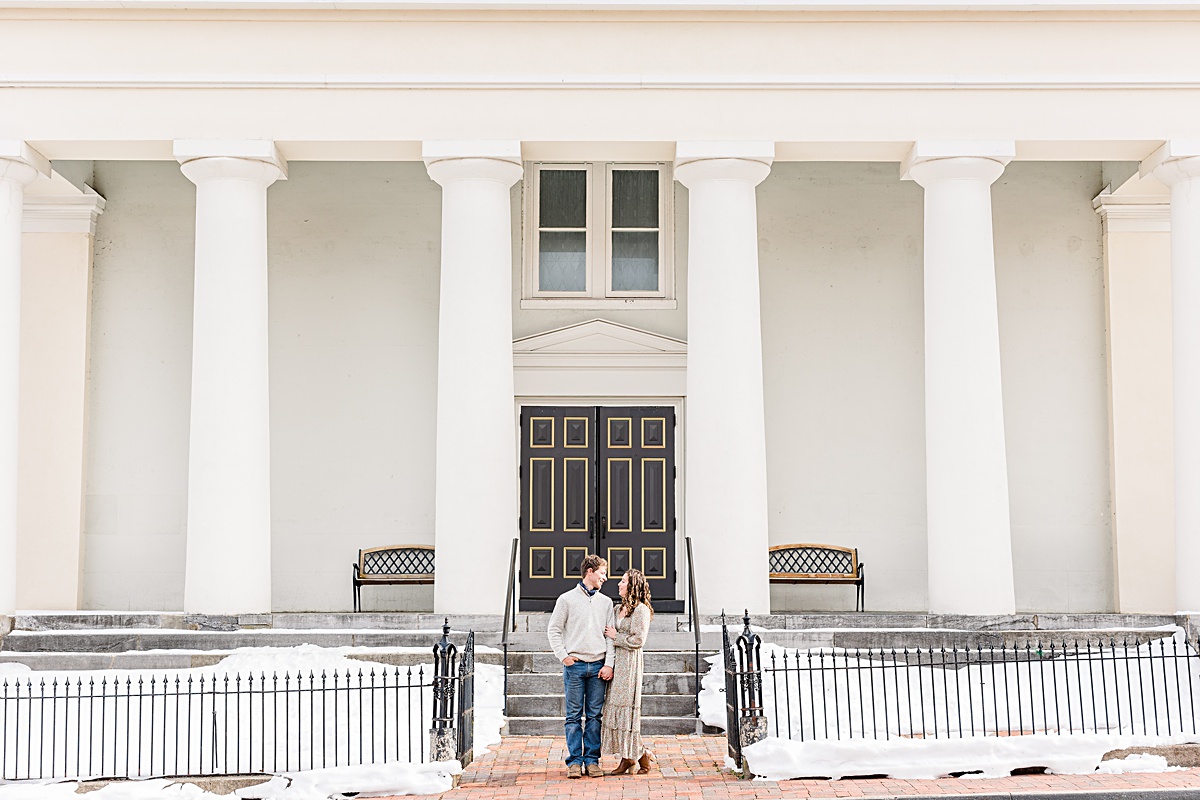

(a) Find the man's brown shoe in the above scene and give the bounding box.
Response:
[567,764,583,779]
[585,763,604,778]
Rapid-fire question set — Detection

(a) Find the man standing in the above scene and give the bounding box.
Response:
[547,554,615,778]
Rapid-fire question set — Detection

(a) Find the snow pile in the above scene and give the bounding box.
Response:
[0,761,462,799]
[698,652,726,729]
[239,760,460,798]
[742,732,1200,781]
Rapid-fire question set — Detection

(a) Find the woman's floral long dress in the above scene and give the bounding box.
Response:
[600,603,652,760]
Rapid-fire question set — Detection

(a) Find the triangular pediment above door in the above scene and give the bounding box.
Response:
[512,319,687,355]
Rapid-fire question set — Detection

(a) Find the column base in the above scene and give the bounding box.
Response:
[429,728,457,763]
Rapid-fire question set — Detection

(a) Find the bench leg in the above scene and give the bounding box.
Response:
[857,581,864,612]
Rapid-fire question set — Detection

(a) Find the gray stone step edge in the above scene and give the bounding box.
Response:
[10,611,1193,634]
[504,716,715,736]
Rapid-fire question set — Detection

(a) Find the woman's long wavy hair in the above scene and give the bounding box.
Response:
[618,568,654,619]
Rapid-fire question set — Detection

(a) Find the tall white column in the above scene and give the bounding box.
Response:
[175,141,285,616]
[0,143,48,628]
[424,142,522,615]
[675,142,773,615]
[1145,141,1200,612]
[902,142,1016,615]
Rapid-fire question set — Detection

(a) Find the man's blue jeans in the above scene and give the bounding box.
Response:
[563,659,607,766]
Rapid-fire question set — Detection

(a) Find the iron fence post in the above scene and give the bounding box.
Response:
[736,609,768,770]
[430,619,459,762]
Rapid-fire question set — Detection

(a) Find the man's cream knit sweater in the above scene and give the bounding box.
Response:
[547,584,615,666]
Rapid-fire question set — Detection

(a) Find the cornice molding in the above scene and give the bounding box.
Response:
[8,73,1200,92]
[4,0,1200,9]
[22,190,106,235]
[1093,192,1170,233]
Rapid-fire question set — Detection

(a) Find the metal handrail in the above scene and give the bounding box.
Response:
[501,536,519,716]
[685,535,702,731]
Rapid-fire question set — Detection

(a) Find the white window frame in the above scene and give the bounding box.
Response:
[522,161,676,310]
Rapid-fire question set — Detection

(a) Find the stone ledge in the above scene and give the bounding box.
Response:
[1102,743,1200,768]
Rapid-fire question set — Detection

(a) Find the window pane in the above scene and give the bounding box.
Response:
[611,170,658,229]
[539,170,587,228]
[611,231,658,292]
[539,231,587,291]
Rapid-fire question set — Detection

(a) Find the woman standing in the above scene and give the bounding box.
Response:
[600,568,656,775]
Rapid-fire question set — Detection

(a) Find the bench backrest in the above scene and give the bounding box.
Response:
[768,544,859,578]
[359,545,436,577]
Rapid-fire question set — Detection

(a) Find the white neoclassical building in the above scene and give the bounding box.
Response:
[1,0,1198,623]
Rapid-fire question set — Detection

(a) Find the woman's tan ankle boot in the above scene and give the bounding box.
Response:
[612,758,636,775]
[636,750,656,774]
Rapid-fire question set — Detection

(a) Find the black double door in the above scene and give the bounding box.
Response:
[519,406,679,612]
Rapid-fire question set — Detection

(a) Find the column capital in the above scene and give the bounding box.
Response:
[0,141,50,187]
[173,140,288,184]
[673,141,773,188]
[422,141,522,187]
[900,141,1015,185]
[1141,141,1200,186]
[1093,191,1171,234]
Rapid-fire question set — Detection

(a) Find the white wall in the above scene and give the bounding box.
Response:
[84,161,194,610]
[267,163,441,612]
[758,162,1112,612]
[84,161,443,611]
[759,163,928,612]
[994,163,1112,612]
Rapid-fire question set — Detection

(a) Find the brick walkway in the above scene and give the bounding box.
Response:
[403,735,1200,799]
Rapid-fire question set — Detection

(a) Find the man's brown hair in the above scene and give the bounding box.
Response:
[580,554,607,579]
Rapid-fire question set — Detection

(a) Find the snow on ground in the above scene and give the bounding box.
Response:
[0,644,502,797]
[699,630,1200,780]
[743,732,1200,781]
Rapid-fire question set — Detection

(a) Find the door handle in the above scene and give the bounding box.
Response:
[600,515,607,540]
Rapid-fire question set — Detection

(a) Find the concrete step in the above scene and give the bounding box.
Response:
[507,693,695,718]
[0,629,499,654]
[13,612,506,633]
[507,672,700,696]
[7,625,1166,656]
[703,612,1181,631]
[516,614,692,633]
[505,716,709,736]
[504,630,717,651]
[513,651,709,675]
[755,628,1178,651]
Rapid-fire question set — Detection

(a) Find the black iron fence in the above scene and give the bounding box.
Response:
[723,613,1200,754]
[1,623,475,781]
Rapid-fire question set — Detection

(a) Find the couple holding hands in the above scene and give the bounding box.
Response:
[546,554,656,778]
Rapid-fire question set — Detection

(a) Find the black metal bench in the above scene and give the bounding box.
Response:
[768,543,865,612]
[352,545,435,612]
